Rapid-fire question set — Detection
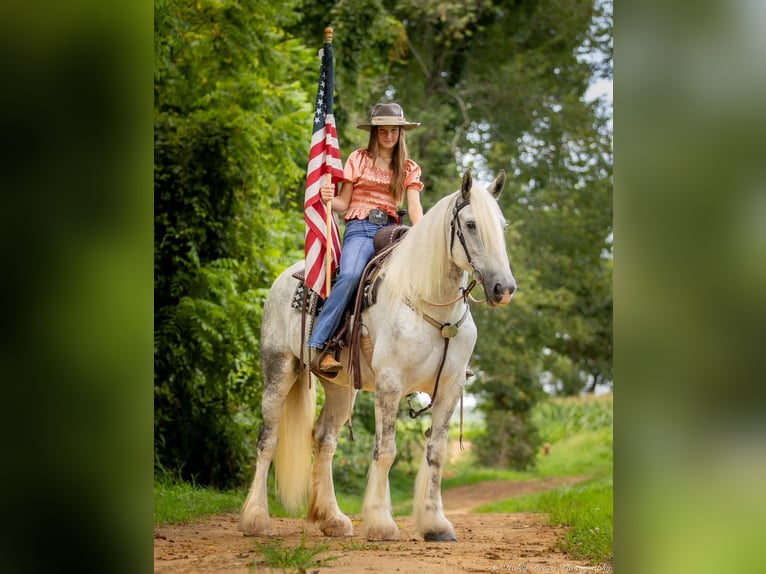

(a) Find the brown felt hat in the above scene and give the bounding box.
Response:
[357,103,420,131]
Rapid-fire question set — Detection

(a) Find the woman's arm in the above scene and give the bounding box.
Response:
[406,187,424,224]
[320,180,353,213]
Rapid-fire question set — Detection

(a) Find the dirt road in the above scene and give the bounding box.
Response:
[154,475,612,573]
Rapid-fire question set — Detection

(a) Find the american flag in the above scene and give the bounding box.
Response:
[304,35,343,299]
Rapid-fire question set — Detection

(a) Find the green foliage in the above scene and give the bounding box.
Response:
[532,393,613,477]
[443,393,614,486]
[154,0,312,487]
[154,479,245,525]
[332,422,375,496]
[469,295,548,469]
[472,410,541,470]
[330,390,429,495]
[153,256,266,486]
[533,393,613,444]
[536,426,612,477]
[252,533,339,573]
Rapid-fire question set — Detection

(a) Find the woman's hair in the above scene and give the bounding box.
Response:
[366,127,410,204]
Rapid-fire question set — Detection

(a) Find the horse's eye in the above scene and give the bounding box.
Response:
[466,221,477,231]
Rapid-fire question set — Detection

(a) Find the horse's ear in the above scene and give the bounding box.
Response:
[488,169,506,200]
[460,169,473,201]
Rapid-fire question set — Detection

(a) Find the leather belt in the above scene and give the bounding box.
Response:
[367,209,392,225]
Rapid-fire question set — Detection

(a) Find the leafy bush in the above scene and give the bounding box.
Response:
[154,0,312,488]
[473,410,541,470]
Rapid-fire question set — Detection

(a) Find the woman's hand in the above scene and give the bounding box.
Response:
[320,183,335,203]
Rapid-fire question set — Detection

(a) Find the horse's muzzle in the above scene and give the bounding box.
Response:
[488,280,516,306]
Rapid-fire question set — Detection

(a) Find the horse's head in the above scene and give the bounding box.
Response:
[450,169,516,306]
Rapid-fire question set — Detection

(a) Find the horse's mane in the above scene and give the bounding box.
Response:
[381,183,504,315]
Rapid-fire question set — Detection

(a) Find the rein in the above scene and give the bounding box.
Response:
[422,278,478,307]
[407,196,487,448]
[406,300,470,418]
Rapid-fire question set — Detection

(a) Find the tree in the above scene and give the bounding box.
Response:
[154,0,314,486]
[382,0,613,465]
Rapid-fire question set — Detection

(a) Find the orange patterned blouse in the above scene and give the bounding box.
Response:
[342,149,424,223]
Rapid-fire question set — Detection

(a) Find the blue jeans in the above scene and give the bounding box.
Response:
[308,218,385,350]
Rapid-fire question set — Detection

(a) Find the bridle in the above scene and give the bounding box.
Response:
[449,197,485,289]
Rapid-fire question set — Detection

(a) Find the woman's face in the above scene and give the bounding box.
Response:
[376,126,400,152]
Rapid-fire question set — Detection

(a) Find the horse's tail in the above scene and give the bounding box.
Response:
[274,372,316,514]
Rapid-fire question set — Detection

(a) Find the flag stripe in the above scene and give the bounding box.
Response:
[304,42,343,299]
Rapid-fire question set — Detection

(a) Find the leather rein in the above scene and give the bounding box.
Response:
[407,198,483,431]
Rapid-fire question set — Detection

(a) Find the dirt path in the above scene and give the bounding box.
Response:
[154,476,611,573]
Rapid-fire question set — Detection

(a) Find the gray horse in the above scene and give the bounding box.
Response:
[241,169,515,541]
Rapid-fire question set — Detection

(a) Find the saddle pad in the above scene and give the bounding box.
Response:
[291,283,324,316]
[290,265,335,316]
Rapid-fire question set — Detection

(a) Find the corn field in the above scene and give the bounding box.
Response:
[532,394,613,445]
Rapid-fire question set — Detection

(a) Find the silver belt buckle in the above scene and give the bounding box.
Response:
[368,209,389,225]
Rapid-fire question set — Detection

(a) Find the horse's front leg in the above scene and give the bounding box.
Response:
[308,381,355,537]
[362,382,401,541]
[413,378,463,542]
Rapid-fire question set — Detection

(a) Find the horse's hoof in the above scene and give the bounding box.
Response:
[321,517,354,537]
[367,532,400,542]
[239,511,272,536]
[241,523,272,537]
[365,524,400,541]
[423,531,457,542]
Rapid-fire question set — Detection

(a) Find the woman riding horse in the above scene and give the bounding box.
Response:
[308,102,425,375]
[241,158,515,543]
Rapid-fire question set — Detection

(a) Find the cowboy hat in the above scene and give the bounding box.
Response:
[357,102,420,131]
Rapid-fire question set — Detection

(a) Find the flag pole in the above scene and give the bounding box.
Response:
[324,26,334,297]
[325,174,333,296]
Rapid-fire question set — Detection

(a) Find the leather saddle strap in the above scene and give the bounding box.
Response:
[409,336,450,418]
[299,279,317,386]
[348,245,400,390]
[407,302,470,419]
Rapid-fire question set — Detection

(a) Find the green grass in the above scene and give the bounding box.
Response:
[442,463,533,488]
[154,480,246,525]
[477,475,613,564]
[536,426,613,477]
[251,532,339,573]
